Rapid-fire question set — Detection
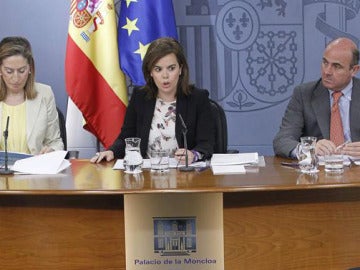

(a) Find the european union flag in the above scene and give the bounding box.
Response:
[118,0,178,86]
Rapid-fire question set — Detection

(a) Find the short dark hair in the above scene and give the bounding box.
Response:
[142,37,192,98]
[351,47,359,68]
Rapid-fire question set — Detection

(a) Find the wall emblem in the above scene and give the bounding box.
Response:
[178,0,360,112]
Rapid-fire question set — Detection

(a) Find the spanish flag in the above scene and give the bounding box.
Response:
[65,0,128,148]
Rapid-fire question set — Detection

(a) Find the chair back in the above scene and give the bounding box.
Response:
[57,107,67,150]
[209,99,228,153]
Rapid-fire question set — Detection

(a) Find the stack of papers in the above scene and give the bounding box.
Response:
[210,153,259,175]
[12,151,70,174]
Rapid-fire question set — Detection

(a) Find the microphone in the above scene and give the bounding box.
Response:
[0,116,14,175]
[178,114,194,172]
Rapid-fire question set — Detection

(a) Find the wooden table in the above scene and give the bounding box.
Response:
[1,157,360,269]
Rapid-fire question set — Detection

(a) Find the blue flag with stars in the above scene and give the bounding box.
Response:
[118,0,178,86]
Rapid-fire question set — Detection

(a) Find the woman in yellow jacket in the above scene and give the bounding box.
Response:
[0,36,63,154]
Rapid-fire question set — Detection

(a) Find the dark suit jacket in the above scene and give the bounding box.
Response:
[109,86,215,159]
[273,77,360,158]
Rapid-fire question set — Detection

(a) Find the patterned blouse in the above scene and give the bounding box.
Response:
[147,98,178,158]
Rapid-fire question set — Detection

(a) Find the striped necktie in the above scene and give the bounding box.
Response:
[330,91,345,146]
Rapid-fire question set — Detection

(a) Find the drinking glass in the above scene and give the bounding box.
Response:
[324,154,344,174]
[123,137,143,174]
[296,136,318,174]
[150,149,169,172]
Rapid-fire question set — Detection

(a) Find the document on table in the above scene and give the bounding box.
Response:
[211,164,246,175]
[210,152,259,166]
[210,152,259,175]
[12,150,70,174]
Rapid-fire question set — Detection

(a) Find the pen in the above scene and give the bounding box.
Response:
[335,140,351,152]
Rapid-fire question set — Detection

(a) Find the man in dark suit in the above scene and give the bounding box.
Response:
[273,37,360,158]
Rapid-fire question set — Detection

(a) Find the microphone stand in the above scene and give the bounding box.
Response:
[178,114,194,172]
[0,116,14,175]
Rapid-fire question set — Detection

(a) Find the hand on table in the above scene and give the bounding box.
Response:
[90,150,114,163]
[174,148,195,164]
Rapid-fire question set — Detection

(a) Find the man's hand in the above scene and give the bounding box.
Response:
[315,139,337,156]
[341,142,360,158]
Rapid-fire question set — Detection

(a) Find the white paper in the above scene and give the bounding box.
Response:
[211,152,259,166]
[12,150,70,174]
[240,156,265,173]
[211,165,246,175]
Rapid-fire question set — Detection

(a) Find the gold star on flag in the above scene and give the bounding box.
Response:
[134,42,150,60]
[125,0,137,7]
[122,17,139,36]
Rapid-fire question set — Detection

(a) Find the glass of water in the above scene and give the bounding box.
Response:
[324,154,344,174]
[296,136,319,174]
[123,137,143,174]
[150,149,169,172]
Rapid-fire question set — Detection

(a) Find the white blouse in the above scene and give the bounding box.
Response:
[147,98,178,158]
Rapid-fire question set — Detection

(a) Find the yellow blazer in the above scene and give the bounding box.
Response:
[0,82,64,154]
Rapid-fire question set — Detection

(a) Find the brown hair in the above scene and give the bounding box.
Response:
[0,36,37,101]
[142,37,192,98]
[351,47,359,68]
[327,37,359,69]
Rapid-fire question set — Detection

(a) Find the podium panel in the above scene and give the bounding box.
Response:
[124,193,224,270]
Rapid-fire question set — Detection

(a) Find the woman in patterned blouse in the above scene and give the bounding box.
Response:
[91,37,215,164]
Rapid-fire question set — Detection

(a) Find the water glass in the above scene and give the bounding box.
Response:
[324,154,344,174]
[150,149,169,172]
[296,136,318,174]
[124,137,143,174]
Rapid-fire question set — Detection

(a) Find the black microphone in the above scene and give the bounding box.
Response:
[0,116,14,175]
[178,114,194,172]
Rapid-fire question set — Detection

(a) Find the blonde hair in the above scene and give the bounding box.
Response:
[0,36,37,101]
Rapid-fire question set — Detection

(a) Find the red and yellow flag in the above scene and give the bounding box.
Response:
[65,0,128,148]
